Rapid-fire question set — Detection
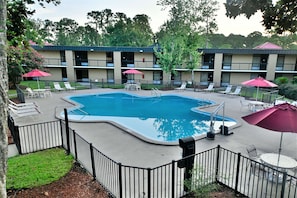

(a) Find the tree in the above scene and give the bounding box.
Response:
[55,18,80,45]
[155,36,186,84]
[8,46,44,87]
[104,12,154,46]
[224,0,297,34]
[0,1,8,197]
[155,0,218,82]
[2,1,58,197]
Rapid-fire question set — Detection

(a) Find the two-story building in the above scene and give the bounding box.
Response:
[32,42,297,87]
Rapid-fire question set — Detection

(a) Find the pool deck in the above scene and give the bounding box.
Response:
[9,88,297,168]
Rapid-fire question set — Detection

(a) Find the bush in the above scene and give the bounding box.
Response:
[292,76,297,84]
[275,76,289,85]
[278,84,297,100]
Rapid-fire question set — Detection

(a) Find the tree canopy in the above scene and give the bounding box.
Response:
[224,0,297,34]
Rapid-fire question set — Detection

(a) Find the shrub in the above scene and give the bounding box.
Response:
[278,84,297,100]
[275,76,289,85]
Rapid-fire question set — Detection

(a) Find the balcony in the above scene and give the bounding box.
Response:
[43,58,66,67]
[275,63,297,73]
[74,59,114,68]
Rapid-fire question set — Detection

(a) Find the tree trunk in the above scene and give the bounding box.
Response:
[0,0,8,197]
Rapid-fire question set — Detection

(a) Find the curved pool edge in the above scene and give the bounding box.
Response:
[57,92,241,146]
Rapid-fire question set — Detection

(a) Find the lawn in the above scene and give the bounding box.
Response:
[7,148,73,190]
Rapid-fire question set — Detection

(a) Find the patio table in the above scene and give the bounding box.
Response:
[260,153,297,169]
[260,153,297,182]
[33,89,51,97]
[248,101,265,112]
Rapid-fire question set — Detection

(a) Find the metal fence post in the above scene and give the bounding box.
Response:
[234,152,241,194]
[73,130,77,160]
[215,145,221,182]
[171,160,175,198]
[147,168,151,198]
[118,163,123,198]
[280,171,287,198]
[14,125,22,154]
[89,143,96,180]
[64,108,70,155]
[59,119,64,147]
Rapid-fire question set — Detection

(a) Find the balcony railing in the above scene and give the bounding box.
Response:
[43,58,65,66]
[220,62,297,72]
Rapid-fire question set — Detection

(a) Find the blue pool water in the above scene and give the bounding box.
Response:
[65,92,236,142]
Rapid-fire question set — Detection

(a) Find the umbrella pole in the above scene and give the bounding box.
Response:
[277,133,283,167]
[256,86,259,101]
[37,77,40,89]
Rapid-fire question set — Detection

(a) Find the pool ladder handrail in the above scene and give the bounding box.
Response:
[209,102,225,133]
[151,88,161,97]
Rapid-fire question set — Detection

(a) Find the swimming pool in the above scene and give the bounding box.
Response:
[64,92,236,143]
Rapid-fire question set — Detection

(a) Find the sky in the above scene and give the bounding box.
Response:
[29,0,266,36]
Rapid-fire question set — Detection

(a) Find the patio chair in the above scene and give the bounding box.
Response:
[64,82,76,90]
[53,82,65,91]
[246,145,260,161]
[246,145,268,177]
[240,100,249,111]
[203,82,214,92]
[175,82,187,91]
[219,85,232,94]
[25,87,38,98]
[228,86,241,96]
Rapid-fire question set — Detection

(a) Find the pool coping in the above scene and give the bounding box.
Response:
[57,92,241,146]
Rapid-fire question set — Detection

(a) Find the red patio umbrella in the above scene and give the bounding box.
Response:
[23,69,51,89]
[122,69,143,82]
[242,103,297,165]
[241,77,277,101]
[122,69,143,75]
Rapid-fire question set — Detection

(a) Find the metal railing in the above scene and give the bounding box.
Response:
[9,118,297,198]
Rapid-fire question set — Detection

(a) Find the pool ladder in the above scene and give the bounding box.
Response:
[151,88,161,97]
[209,102,225,133]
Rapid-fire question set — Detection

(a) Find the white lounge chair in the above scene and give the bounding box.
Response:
[228,86,241,96]
[175,82,187,91]
[9,100,38,110]
[54,82,65,91]
[8,104,41,117]
[64,82,76,90]
[219,85,232,94]
[25,87,38,98]
[203,83,214,92]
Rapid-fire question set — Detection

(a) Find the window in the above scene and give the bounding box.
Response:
[106,52,113,64]
[121,52,134,67]
[153,71,162,84]
[75,51,88,66]
[60,51,66,63]
[171,71,181,85]
[222,55,232,69]
[62,68,67,79]
[276,55,284,71]
[200,72,213,85]
[76,69,89,82]
[107,70,114,83]
[202,54,215,69]
[221,73,230,86]
[252,55,268,70]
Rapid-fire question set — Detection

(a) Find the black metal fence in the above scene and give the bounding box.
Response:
[9,118,297,198]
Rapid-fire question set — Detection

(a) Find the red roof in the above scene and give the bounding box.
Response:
[253,42,282,49]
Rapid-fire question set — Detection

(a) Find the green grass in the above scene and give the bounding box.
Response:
[7,148,74,190]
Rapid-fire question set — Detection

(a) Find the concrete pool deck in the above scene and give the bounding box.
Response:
[10,88,297,168]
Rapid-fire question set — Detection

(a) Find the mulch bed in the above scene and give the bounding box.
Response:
[7,162,110,198]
